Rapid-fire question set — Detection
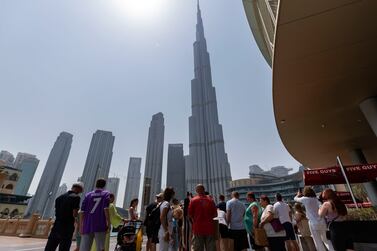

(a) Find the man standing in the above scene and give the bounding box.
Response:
[273,193,299,251]
[217,195,226,212]
[188,184,217,251]
[145,193,163,251]
[45,182,83,251]
[226,192,249,251]
[80,179,110,251]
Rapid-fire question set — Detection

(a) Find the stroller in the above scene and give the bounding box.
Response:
[115,220,143,251]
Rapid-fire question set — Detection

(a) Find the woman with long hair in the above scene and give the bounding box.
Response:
[129,198,139,221]
[319,189,350,251]
[318,189,347,222]
[159,187,176,251]
[295,187,333,251]
[294,203,316,251]
[259,195,286,251]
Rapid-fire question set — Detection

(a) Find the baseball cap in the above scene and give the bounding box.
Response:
[156,193,163,198]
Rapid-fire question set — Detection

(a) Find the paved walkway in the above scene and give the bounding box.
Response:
[0,236,147,251]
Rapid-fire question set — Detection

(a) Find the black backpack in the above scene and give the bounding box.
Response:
[146,202,161,228]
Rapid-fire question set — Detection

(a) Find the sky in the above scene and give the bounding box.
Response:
[0,0,300,206]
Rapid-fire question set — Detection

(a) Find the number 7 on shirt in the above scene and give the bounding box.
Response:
[90,197,102,214]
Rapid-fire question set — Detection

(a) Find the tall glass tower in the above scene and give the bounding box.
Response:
[25,132,72,218]
[141,113,164,208]
[80,130,115,196]
[186,3,232,196]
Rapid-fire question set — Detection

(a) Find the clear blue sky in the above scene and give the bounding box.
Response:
[0,0,300,206]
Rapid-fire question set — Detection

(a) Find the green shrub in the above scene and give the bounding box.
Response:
[347,207,377,221]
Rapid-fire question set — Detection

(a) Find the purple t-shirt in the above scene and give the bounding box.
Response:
[81,189,110,234]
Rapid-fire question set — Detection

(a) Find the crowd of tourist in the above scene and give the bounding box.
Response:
[143,184,349,251]
[44,178,350,251]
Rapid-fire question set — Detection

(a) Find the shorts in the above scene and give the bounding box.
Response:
[219,224,230,239]
[146,227,159,244]
[282,222,296,240]
[229,229,249,251]
[191,235,216,251]
[80,232,106,251]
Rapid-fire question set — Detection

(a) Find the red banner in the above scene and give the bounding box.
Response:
[303,164,377,185]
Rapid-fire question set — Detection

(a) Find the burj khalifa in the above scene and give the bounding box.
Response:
[186,3,232,196]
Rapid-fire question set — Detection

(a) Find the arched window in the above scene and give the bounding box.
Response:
[10,209,19,218]
[5,184,13,190]
[9,173,18,181]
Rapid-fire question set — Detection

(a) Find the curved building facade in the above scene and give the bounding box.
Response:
[227,170,303,204]
[243,0,377,204]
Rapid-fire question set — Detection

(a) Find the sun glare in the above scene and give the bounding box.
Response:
[113,0,166,22]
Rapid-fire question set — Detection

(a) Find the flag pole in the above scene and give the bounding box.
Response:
[336,156,359,209]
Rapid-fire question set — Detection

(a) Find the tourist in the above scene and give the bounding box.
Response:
[293,203,316,251]
[188,184,217,251]
[183,192,192,251]
[226,191,249,251]
[128,198,139,221]
[159,187,176,251]
[294,187,333,251]
[273,193,299,250]
[243,192,263,250]
[45,182,83,251]
[145,193,163,251]
[318,189,347,223]
[172,198,183,250]
[80,179,110,251]
[319,189,349,251]
[216,206,232,251]
[91,193,125,251]
[217,195,226,212]
[259,195,286,251]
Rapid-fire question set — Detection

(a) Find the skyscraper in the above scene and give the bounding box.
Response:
[166,144,185,200]
[14,153,39,195]
[80,130,115,195]
[107,177,120,204]
[186,3,232,196]
[25,132,73,218]
[56,183,68,197]
[141,113,165,207]
[123,157,141,209]
[0,150,15,167]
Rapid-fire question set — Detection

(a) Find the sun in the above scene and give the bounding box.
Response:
[113,0,166,22]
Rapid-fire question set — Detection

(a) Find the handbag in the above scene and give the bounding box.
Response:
[254,227,269,247]
[270,218,284,232]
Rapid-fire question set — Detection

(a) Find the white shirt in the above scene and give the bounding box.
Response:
[215,210,227,226]
[261,205,286,237]
[226,198,246,230]
[294,196,326,229]
[159,201,173,232]
[273,201,291,224]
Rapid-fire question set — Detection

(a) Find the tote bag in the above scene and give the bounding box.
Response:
[254,227,269,247]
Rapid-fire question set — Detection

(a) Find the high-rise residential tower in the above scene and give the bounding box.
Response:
[14,153,39,195]
[123,157,141,209]
[80,130,115,196]
[107,177,120,204]
[186,4,232,196]
[25,132,73,218]
[141,113,165,208]
[166,144,185,200]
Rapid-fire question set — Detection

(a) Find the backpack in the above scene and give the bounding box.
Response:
[147,202,162,228]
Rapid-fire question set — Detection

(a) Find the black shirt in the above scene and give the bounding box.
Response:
[217,201,226,212]
[53,191,80,234]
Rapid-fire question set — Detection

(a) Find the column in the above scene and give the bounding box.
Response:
[360,97,377,136]
[349,149,377,206]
